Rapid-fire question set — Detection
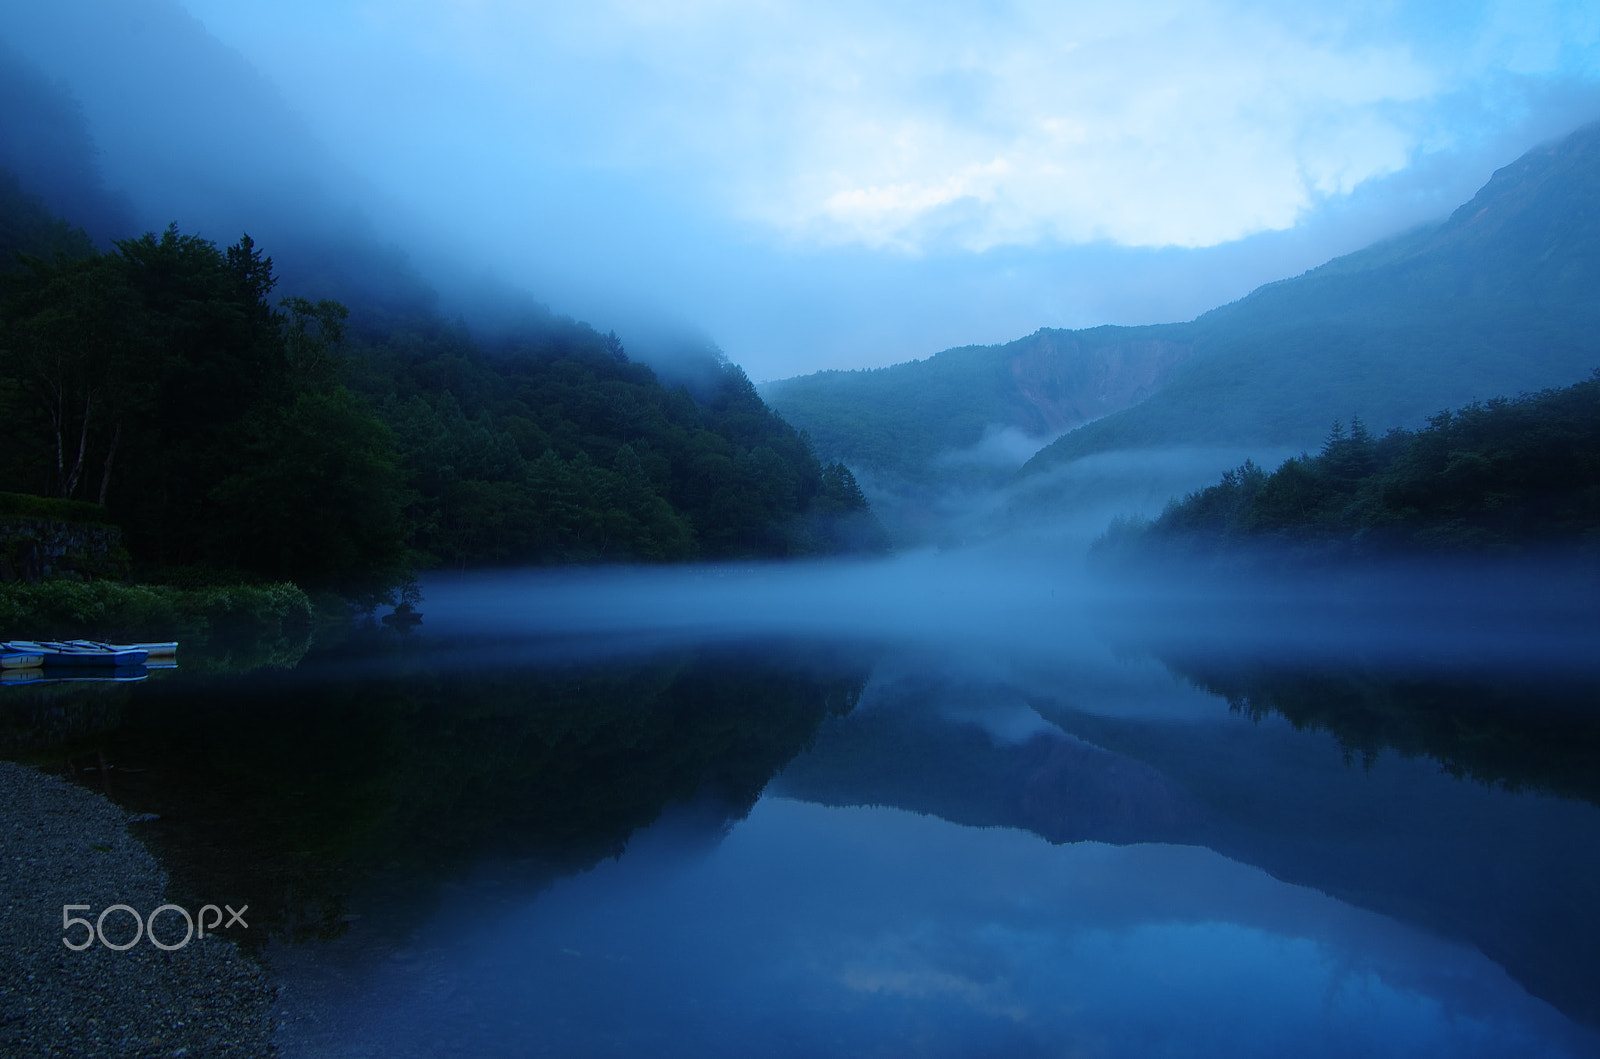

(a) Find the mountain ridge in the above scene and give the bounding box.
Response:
[763,119,1600,499]
[762,322,1195,481]
[1021,120,1600,475]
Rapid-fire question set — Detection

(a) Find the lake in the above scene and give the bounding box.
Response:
[6,552,1600,1057]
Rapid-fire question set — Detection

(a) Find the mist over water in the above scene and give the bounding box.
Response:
[415,549,1600,677]
[10,549,1598,1056]
[245,556,1600,1057]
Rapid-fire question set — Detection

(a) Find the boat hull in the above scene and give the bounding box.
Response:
[2,641,150,667]
[62,639,177,659]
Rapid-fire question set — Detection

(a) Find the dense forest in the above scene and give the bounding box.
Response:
[1096,372,1600,562]
[0,183,881,603]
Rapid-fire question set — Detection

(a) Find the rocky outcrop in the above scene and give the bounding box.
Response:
[761,323,1197,486]
[1003,331,1195,437]
[0,516,127,583]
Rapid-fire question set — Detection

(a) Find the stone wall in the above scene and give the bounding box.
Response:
[0,516,128,583]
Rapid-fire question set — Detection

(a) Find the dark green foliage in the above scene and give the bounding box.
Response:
[1176,662,1600,808]
[351,319,879,565]
[2,647,867,944]
[0,225,409,599]
[206,389,408,599]
[1103,373,1600,561]
[0,491,113,526]
[0,579,313,641]
[0,199,878,599]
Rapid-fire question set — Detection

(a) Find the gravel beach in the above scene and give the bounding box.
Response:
[0,761,275,1057]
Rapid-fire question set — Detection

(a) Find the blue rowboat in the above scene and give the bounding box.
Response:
[2,641,149,667]
[1,651,45,670]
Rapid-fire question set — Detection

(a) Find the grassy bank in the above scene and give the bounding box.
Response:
[0,579,314,641]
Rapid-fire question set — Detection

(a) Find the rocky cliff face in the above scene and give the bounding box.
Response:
[1004,331,1195,438]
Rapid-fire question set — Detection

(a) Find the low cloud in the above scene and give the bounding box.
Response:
[10,1,1600,379]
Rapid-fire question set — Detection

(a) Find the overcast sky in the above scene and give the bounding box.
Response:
[30,2,1600,378]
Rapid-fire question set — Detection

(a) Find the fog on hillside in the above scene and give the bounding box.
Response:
[4,0,1600,378]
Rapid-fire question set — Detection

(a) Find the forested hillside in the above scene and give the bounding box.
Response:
[0,186,880,602]
[0,40,135,245]
[0,169,96,269]
[762,326,1193,481]
[1096,372,1600,563]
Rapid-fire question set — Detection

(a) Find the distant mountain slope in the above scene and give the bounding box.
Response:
[762,324,1194,480]
[0,43,135,246]
[767,119,1600,499]
[1022,120,1600,476]
[0,168,96,269]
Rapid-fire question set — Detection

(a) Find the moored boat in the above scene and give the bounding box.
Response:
[60,639,178,659]
[2,641,150,667]
[1,651,45,670]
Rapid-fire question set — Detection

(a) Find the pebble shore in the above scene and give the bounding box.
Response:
[0,761,275,1057]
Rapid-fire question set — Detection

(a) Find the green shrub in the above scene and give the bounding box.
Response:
[0,491,115,526]
[0,580,313,640]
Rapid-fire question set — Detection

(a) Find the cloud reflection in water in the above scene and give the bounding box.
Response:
[284,799,1595,1058]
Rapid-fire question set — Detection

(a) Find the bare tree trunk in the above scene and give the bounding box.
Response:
[52,405,66,497]
[48,360,69,497]
[62,390,93,499]
[98,421,121,506]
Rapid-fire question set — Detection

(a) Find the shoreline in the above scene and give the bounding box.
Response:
[0,761,275,1057]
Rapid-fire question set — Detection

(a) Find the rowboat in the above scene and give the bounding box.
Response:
[61,639,178,659]
[1,641,150,667]
[2,650,45,669]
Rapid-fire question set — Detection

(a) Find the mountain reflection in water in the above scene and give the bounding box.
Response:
[3,555,1597,1056]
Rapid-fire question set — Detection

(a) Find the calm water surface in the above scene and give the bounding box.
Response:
[6,557,1600,1056]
